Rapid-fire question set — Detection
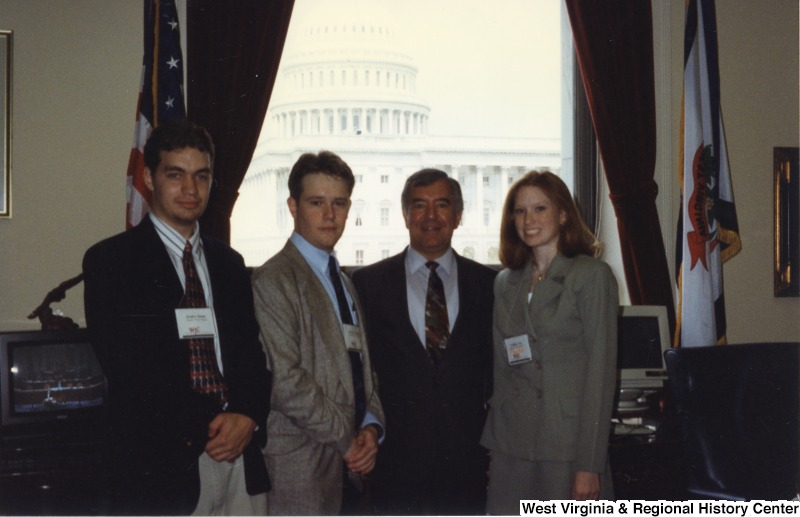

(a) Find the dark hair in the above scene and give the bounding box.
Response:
[143,119,215,173]
[400,168,464,215]
[288,150,355,200]
[499,170,599,269]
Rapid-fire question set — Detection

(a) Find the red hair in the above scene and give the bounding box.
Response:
[499,170,600,269]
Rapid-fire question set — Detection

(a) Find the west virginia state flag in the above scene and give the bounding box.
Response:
[676,0,741,347]
[125,0,187,229]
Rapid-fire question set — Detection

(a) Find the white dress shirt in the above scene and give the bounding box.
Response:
[404,246,460,348]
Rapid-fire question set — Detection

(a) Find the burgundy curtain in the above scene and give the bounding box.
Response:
[565,0,676,337]
[186,0,294,243]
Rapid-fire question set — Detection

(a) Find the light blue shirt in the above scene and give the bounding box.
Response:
[289,232,383,435]
[289,231,357,326]
[405,246,459,348]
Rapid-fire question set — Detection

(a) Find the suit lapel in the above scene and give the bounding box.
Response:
[497,262,534,339]
[284,242,355,401]
[202,236,230,310]
[389,250,425,350]
[528,254,570,315]
[134,217,184,310]
[451,253,475,343]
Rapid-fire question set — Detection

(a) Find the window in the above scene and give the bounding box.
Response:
[232,0,570,268]
[355,249,364,265]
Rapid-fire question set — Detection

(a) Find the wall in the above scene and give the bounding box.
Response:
[0,1,140,330]
[0,1,797,341]
[712,0,799,343]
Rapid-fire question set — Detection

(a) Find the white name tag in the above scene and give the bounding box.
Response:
[343,324,364,352]
[175,308,218,339]
[504,334,533,365]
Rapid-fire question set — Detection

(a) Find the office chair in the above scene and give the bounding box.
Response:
[664,342,800,500]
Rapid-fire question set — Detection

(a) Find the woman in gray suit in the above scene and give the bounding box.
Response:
[481,171,618,510]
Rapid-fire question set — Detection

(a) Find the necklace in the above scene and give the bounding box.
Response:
[531,268,546,290]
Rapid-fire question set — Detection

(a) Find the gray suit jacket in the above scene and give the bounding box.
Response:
[480,253,618,474]
[252,240,384,515]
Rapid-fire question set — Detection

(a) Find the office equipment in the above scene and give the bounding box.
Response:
[0,329,110,514]
[0,329,107,434]
[665,342,800,500]
[616,305,670,413]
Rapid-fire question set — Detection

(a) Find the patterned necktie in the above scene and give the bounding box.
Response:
[328,256,366,429]
[181,241,228,406]
[425,261,450,362]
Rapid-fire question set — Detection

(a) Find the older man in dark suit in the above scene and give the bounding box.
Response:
[82,120,270,515]
[352,168,497,515]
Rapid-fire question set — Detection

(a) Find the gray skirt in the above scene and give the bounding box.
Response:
[485,450,614,515]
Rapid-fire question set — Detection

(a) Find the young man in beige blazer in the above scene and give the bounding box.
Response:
[251,150,384,515]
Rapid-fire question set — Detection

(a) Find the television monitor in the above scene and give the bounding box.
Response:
[617,305,670,392]
[0,329,108,437]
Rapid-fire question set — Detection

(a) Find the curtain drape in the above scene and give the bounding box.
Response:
[565,0,676,337]
[186,0,294,243]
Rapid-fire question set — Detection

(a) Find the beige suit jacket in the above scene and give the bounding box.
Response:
[252,240,384,515]
[480,253,618,475]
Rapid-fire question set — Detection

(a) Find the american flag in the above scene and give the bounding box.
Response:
[126,0,186,229]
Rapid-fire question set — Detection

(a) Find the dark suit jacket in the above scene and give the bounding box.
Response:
[82,217,270,515]
[351,249,497,515]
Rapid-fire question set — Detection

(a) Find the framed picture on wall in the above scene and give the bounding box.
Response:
[774,146,799,297]
[0,30,11,218]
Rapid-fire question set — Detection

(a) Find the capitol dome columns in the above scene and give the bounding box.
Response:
[473,165,484,229]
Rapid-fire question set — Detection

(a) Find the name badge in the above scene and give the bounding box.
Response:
[175,308,218,339]
[504,334,533,365]
[343,324,364,352]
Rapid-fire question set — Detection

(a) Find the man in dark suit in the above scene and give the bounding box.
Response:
[82,120,270,515]
[352,168,497,515]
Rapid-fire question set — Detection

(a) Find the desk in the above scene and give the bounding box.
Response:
[0,436,109,515]
[608,389,687,500]
[609,432,686,500]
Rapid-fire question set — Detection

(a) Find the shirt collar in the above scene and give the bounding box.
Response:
[149,212,202,255]
[406,246,455,277]
[290,231,336,274]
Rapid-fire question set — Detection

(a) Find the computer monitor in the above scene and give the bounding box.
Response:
[617,305,670,391]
